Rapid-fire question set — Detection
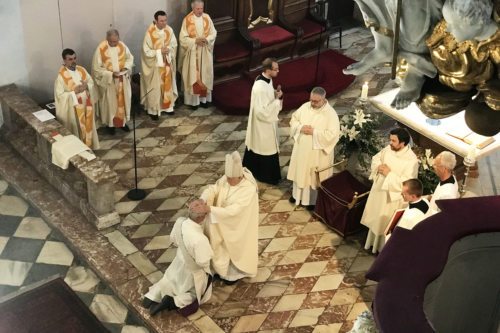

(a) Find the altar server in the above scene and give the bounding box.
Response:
[361,128,418,253]
[201,151,259,284]
[427,150,459,216]
[243,58,283,185]
[286,87,340,210]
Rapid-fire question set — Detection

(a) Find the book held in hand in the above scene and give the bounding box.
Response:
[384,208,405,236]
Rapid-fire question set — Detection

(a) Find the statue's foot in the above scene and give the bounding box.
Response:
[343,49,391,76]
[391,71,426,110]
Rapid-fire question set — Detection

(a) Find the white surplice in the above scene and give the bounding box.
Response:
[201,169,259,280]
[145,217,213,308]
[361,144,418,253]
[244,75,282,155]
[426,175,459,216]
[286,101,340,205]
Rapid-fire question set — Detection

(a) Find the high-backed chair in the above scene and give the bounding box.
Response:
[240,0,302,69]
[280,0,330,55]
[205,0,257,80]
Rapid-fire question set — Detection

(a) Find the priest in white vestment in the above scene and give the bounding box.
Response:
[179,0,217,110]
[92,29,134,134]
[243,58,283,185]
[54,48,99,149]
[287,87,340,210]
[361,128,418,253]
[426,150,459,216]
[143,200,213,316]
[141,10,178,120]
[385,178,429,243]
[200,151,259,283]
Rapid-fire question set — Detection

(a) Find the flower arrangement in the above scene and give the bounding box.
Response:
[413,147,440,195]
[336,104,385,171]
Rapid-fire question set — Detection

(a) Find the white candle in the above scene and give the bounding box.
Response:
[466,145,476,161]
[361,82,369,100]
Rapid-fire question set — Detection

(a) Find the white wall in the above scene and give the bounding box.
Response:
[0,0,190,104]
[0,0,29,91]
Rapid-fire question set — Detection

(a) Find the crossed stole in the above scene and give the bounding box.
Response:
[147,24,174,109]
[185,12,210,96]
[97,40,127,127]
[58,66,94,147]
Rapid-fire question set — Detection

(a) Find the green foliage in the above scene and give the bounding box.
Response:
[336,106,385,170]
[413,146,440,195]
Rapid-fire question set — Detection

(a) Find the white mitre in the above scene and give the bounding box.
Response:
[225,151,243,177]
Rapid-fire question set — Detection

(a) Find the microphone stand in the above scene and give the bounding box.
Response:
[127,88,153,201]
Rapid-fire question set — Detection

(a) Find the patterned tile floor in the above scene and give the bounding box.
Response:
[0,177,150,333]
[1,25,499,333]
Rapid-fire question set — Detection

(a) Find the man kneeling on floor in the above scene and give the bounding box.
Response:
[142,199,213,316]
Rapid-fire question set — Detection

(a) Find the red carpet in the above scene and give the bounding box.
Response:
[213,50,356,115]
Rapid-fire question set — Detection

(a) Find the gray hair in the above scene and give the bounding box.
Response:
[106,29,120,38]
[311,86,326,97]
[436,151,457,171]
[188,199,206,221]
[445,0,493,25]
[191,0,204,7]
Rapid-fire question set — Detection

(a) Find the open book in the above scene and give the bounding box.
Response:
[446,125,495,149]
[384,209,405,236]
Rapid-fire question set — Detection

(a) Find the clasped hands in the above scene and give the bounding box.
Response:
[113,68,128,78]
[300,125,314,135]
[377,164,391,176]
[74,80,88,94]
[195,37,208,46]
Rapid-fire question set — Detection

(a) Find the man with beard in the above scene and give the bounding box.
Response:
[361,127,418,253]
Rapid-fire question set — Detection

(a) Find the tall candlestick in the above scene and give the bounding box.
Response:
[361,82,369,100]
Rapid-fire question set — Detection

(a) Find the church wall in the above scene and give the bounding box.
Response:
[0,0,189,104]
[0,0,30,94]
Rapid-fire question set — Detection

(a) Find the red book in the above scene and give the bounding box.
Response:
[385,209,405,235]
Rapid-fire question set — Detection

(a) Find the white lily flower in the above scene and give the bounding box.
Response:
[348,126,360,141]
[353,109,369,128]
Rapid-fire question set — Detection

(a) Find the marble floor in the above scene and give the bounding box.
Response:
[0,25,498,333]
[0,176,149,333]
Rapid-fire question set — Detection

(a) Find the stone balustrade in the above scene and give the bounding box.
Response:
[0,84,119,229]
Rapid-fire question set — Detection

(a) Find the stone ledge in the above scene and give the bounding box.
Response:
[0,84,119,229]
[0,141,196,333]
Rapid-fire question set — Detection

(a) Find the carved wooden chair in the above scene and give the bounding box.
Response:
[313,161,370,237]
[240,0,302,69]
[280,0,330,55]
[206,0,257,80]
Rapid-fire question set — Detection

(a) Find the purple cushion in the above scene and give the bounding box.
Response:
[297,19,324,38]
[249,26,294,47]
[214,41,250,63]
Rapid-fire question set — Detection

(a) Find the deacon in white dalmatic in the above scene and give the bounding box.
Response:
[426,150,459,216]
[287,87,340,210]
[361,128,418,253]
[142,200,213,316]
[201,151,259,284]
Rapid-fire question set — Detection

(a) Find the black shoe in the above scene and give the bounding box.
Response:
[121,124,130,132]
[289,197,296,204]
[149,295,178,316]
[200,102,211,109]
[106,126,116,135]
[166,111,175,116]
[189,105,198,111]
[142,297,158,309]
[221,278,239,286]
[149,114,159,121]
[306,205,315,211]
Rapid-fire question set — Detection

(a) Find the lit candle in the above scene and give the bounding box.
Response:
[361,82,369,100]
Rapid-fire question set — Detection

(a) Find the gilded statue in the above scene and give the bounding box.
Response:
[343,0,443,109]
[419,0,500,135]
